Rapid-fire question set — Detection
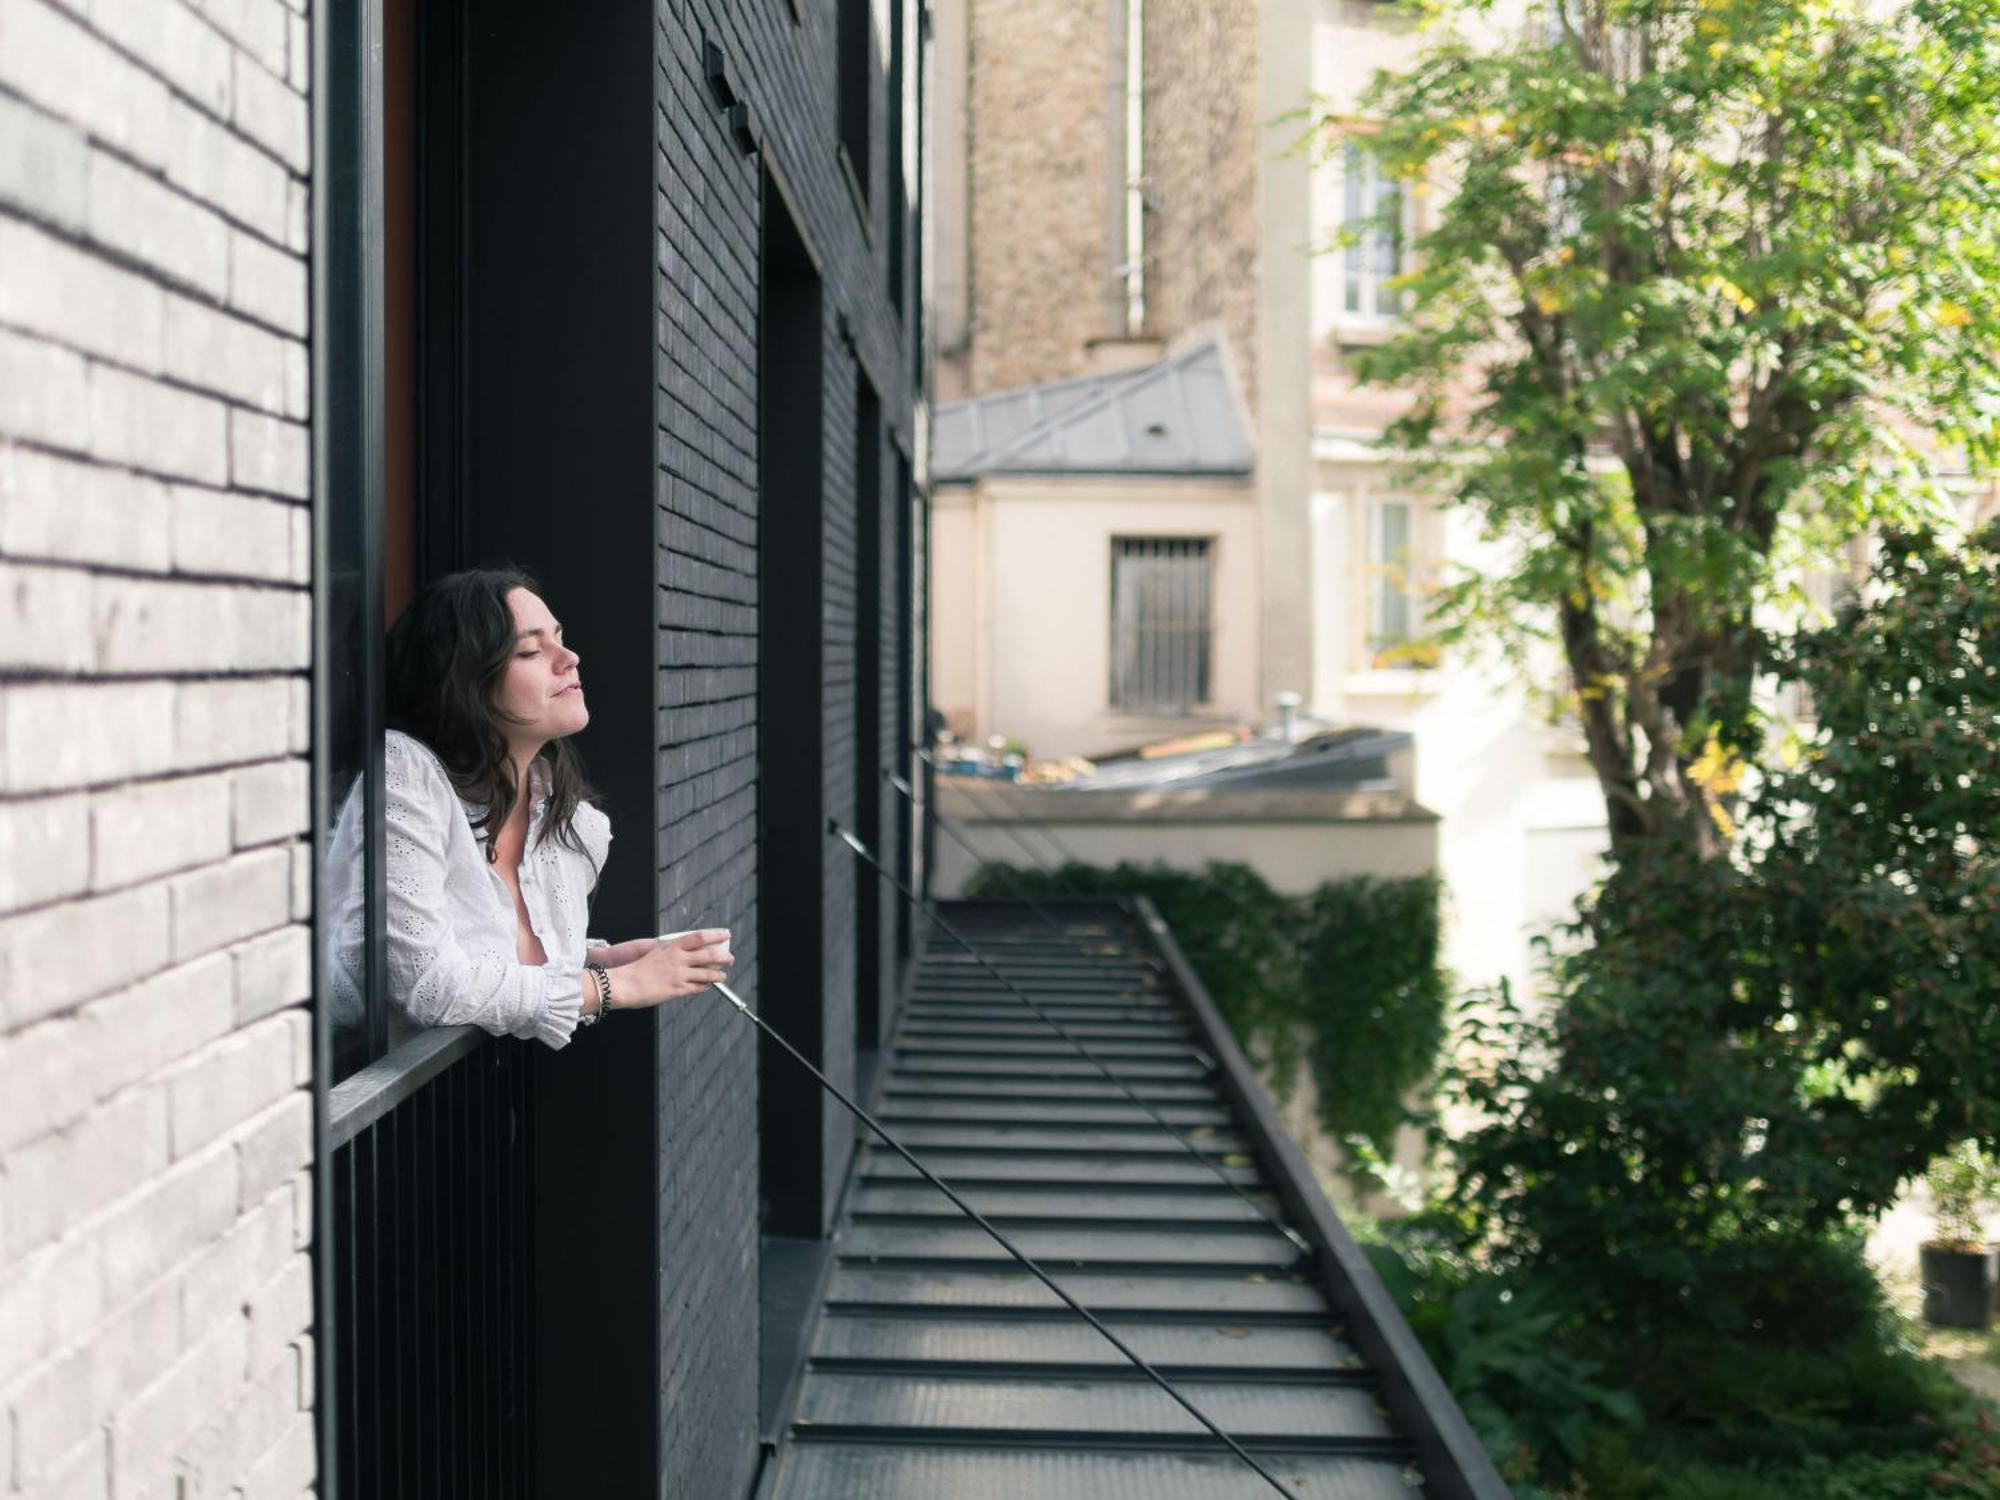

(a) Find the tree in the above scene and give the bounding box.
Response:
[1331,0,2000,852]
[1441,527,2000,1335]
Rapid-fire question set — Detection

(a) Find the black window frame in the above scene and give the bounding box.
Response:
[315,0,391,1090]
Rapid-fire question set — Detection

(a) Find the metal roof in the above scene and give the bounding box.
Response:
[759,899,1510,1500]
[931,335,1255,483]
[1044,728,1413,794]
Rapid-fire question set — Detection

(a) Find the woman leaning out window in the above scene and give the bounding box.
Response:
[327,567,732,1049]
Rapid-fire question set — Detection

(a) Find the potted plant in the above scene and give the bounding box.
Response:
[1923,1140,1998,1330]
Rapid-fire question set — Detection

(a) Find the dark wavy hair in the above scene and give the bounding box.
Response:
[385,566,597,864]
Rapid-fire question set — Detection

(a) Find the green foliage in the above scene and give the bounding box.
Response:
[1929,1141,1999,1248]
[1373,1213,1995,1494]
[1754,527,2000,1190]
[1301,877,1449,1150]
[1632,1402,2000,1500]
[959,860,1446,1156]
[1390,529,2000,1488]
[1364,1230,1641,1490]
[1319,0,2000,846]
[1437,530,2000,1339]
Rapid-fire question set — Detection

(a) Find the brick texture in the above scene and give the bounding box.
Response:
[655,0,915,1491]
[949,0,1262,411]
[0,0,316,1494]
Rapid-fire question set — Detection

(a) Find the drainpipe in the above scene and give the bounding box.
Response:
[1123,0,1146,336]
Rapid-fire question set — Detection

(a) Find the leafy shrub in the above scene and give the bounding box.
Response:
[1928,1140,1998,1249]
[1645,1408,2000,1500]
[1363,1224,1640,1491]
[1441,529,2000,1341]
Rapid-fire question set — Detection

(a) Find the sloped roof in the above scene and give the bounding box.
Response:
[1052,727,1412,793]
[932,334,1254,482]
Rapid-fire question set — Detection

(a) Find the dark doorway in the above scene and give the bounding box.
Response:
[755,174,829,1242]
[893,449,916,963]
[853,377,884,1055]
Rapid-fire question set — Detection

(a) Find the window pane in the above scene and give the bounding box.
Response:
[1369,502,1414,662]
[1341,145,1402,319]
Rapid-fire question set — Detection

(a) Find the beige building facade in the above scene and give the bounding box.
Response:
[931,0,1605,995]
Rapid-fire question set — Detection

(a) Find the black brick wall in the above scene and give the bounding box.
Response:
[653,2,917,1494]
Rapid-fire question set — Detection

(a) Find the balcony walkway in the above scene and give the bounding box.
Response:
[763,899,1500,1499]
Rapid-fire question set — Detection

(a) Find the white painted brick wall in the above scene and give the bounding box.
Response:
[0,448,174,574]
[231,761,309,848]
[0,0,317,1491]
[0,90,88,231]
[91,772,235,889]
[88,149,233,301]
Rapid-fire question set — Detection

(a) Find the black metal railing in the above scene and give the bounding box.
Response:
[329,1028,535,1500]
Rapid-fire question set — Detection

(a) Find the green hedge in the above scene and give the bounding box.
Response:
[961,858,1448,1156]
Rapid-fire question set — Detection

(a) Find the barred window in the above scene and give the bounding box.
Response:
[1110,538,1214,712]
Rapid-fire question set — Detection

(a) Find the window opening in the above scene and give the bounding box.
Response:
[1109,537,1214,712]
[1342,143,1404,319]
[1366,498,1421,668]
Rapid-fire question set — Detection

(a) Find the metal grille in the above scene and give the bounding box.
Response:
[1110,538,1214,713]
[330,1034,534,1500]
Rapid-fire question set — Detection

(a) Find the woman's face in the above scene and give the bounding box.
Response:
[496,587,588,749]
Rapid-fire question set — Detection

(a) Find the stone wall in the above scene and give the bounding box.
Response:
[950,0,1262,409]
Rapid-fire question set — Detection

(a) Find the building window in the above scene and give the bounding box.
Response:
[1365,498,1423,668]
[1110,537,1214,712]
[1342,143,1404,320]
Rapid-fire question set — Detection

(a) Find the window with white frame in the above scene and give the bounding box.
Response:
[1110,537,1214,712]
[1342,143,1405,320]
[1364,497,1425,668]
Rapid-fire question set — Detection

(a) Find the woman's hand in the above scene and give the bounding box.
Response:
[586,936,664,969]
[603,929,733,1010]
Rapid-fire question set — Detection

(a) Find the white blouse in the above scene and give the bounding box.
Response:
[328,729,613,1050]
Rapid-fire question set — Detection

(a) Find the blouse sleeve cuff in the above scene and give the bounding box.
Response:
[530,964,585,1050]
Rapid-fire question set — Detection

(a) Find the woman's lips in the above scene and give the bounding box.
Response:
[557,683,583,696]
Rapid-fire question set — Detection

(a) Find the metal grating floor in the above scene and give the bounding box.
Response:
[765,903,1428,1499]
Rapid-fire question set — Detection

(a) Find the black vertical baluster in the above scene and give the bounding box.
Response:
[412,1089,427,1497]
[390,1106,406,1499]
[517,1046,536,1492]
[338,1142,358,1500]
[475,1046,492,1498]
[507,1044,523,1494]
[366,1124,383,1500]
[444,1059,463,1498]
[504,1046,522,1495]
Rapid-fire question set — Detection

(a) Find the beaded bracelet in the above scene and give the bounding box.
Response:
[582,961,613,1025]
